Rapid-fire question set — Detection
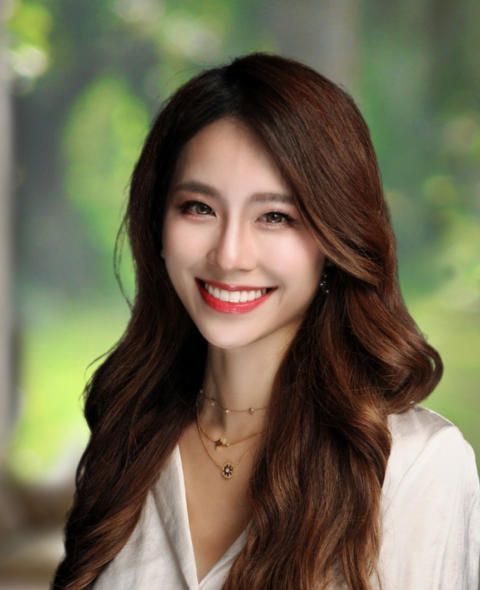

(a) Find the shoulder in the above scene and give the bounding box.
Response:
[378,406,480,588]
[384,404,479,507]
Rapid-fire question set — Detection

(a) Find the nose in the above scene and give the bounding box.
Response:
[206,218,258,272]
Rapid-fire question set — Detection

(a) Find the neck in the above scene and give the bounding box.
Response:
[199,328,293,437]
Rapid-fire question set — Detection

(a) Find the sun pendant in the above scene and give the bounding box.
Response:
[222,463,235,479]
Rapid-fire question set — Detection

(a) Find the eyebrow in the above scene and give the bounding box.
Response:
[173,180,295,205]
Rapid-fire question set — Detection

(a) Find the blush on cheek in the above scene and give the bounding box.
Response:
[271,248,315,276]
[162,228,186,260]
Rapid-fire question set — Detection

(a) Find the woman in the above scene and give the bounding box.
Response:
[52,53,480,590]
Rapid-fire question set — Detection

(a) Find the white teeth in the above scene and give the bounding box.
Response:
[203,282,269,303]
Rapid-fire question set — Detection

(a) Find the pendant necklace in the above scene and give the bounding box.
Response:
[197,413,262,450]
[196,403,258,479]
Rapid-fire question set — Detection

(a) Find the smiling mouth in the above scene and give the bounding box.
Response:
[197,279,275,303]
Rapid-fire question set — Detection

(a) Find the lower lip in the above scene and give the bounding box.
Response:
[196,280,276,315]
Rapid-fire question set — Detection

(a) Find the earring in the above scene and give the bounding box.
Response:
[160,249,165,259]
[319,269,329,294]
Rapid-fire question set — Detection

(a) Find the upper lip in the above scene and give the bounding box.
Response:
[197,278,277,292]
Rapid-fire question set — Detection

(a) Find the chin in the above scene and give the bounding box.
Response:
[195,323,265,351]
[200,333,256,351]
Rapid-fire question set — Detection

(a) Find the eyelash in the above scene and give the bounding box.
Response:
[178,200,297,226]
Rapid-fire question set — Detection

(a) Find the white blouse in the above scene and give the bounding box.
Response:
[93,406,480,589]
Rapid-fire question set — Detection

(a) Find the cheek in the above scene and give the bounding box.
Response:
[162,215,195,262]
[267,234,325,288]
[162,212,180,249]
[162,216,194,288]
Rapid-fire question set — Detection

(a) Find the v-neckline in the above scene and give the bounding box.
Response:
[166,445,247,589]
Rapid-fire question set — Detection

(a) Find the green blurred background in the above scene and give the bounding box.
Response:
[0,0,479,585]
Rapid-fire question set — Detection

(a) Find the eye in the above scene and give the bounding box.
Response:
[179,200,214,216]
[260,211,295,225]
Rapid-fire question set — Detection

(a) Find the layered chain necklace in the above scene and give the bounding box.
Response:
[196,389,269,479]
[200,388,270,415]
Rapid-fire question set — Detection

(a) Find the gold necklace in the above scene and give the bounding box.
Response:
[196,405,257,479]
[197,414,262,449]
[200,388,270,414]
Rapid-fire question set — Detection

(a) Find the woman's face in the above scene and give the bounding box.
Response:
[162,118,326,351]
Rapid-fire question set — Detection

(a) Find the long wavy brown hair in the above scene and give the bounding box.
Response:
[52,53,442,590]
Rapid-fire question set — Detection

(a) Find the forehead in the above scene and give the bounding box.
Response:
[170,118,291,198]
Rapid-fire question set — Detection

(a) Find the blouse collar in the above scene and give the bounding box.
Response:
[153,445,247,589]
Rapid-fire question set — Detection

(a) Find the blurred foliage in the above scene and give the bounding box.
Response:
[8,303,129,481]
[63,75,148,293]
[7,1,52,81]
[4,0,480,482]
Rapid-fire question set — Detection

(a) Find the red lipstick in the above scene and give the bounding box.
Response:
[196,279,276,315]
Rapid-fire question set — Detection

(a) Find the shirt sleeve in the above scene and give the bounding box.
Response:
[378,425,480,590]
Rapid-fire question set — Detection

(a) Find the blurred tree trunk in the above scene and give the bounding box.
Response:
[265,0,360,93]
[0,0,13,447]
